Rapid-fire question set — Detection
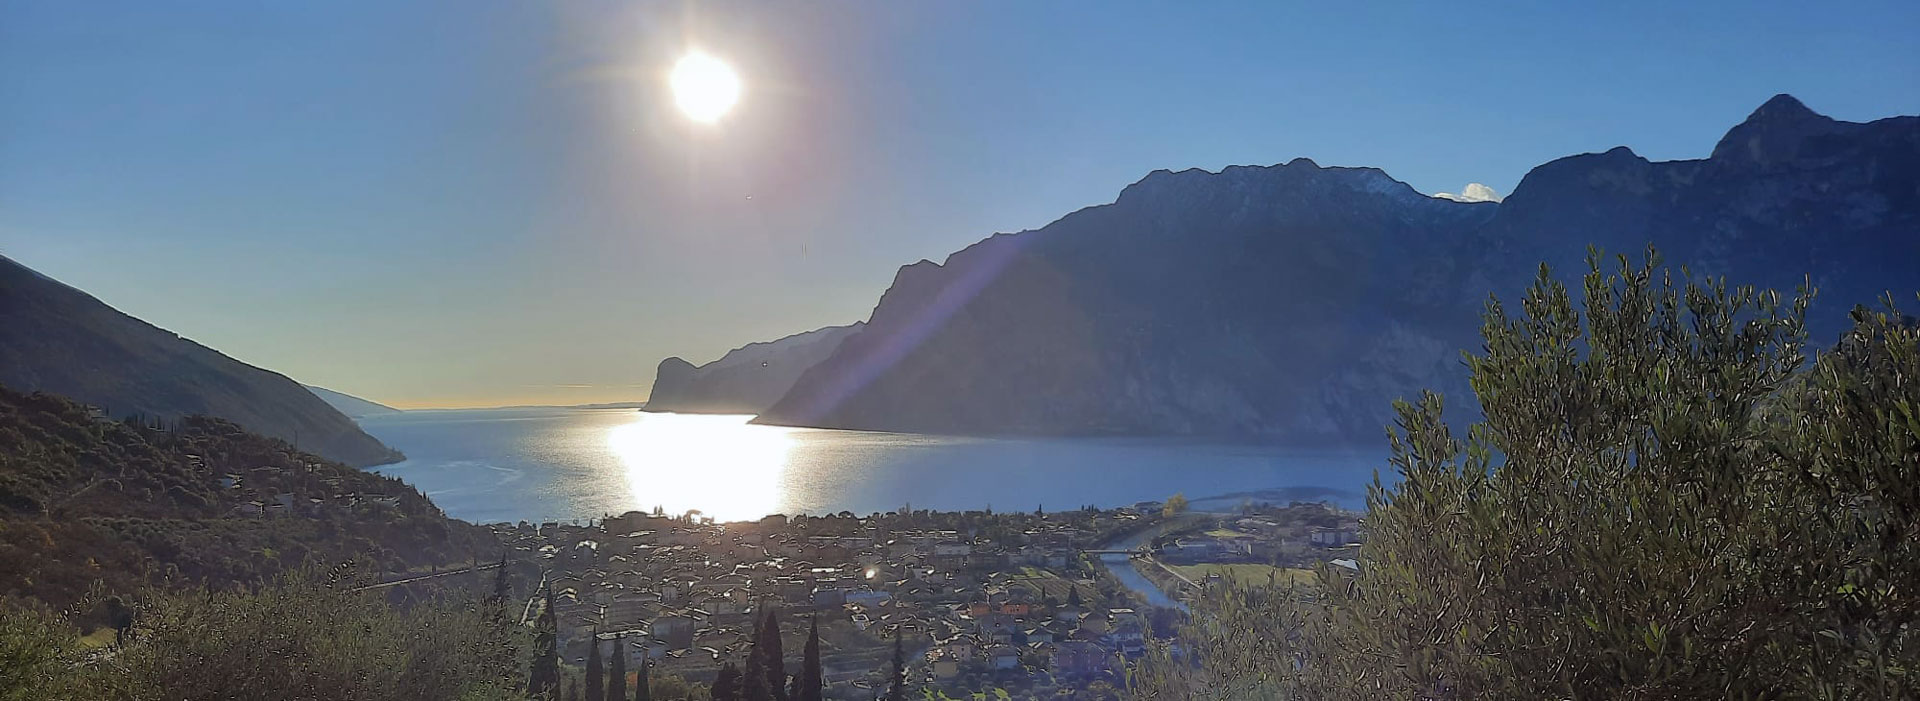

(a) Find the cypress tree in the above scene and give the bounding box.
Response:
[487,552,511,608]
[748,603,779,695]
[886,630,906,701]
[742,612,764,699]
[712,663,743,701]
[585,633,605,701]
[529,580,561,698]
[607,634,627,701]
[798,615,822,701]
[743,608,772,701]
[634,653,651,701]
[743,657,772,701]
[481,553,519,690]
[743,620,763,683]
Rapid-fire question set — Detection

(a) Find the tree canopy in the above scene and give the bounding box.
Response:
[1161,493,1188,518]
[1133,252,1920,699]
[1,566,526,700]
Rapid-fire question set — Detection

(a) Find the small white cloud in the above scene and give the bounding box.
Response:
[1433,182,1503,203]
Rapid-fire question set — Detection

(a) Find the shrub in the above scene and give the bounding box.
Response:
[0,566,527,701]
[1132,252,1920,699]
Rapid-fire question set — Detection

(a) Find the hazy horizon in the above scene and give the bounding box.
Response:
[4,0,1916,408]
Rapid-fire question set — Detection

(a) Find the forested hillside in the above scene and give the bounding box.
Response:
[0,385,495,609]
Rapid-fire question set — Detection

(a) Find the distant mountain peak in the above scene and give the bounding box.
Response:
[1749,93,1819,123]
[754,98,1918,444]
[645,323,865,415]
[1115,159,1432,209]
[1711,93,1843,164]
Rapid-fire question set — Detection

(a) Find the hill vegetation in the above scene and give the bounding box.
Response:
[0,386,530,699]
[1,566,527,700]
[0,384,494,610]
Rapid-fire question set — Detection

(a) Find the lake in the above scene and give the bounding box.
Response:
[359,408,1387,526]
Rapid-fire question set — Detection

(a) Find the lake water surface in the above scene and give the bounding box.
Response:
[359,408,1386,525]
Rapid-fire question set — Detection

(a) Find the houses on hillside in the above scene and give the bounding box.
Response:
[503,507,1155,695]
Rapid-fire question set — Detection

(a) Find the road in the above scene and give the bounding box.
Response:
[350,560,506,592]
[1140,554,1198,589]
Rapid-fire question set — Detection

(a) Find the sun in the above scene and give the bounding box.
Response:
[670,51,741,123]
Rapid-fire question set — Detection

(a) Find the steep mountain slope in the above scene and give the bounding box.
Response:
[755,95,1919,443]
[647,322,864,415]
[307,385,403,418]
[0,255,403,466]
[758,162,1499,441]
[1480,94,1919,329]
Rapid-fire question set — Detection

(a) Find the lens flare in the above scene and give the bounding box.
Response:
[608,413,792,521]
[670,51,741,123]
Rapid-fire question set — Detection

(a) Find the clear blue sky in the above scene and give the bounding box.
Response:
[2,1,1915,407]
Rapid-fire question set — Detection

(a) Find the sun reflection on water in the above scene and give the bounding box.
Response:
[606,413,795,522]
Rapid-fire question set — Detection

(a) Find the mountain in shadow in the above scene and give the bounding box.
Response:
[647,322,864,415]
[306,386,403,418]
[749,95,1918,444]
[0,255,403,466]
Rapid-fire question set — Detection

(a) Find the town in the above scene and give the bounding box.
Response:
[496,499,1364,699]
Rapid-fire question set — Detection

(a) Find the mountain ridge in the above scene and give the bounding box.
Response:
[306,385,403,418]
[756,156,1500,439]
[0,254,403,466]
[645,322,865,415]
[747,94,1918,442]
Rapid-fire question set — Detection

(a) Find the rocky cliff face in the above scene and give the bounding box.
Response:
[750,96,1919,444]
[1482,94,1919,336]
[0,255,403,466]
[645,323,864,415]
[757,161,1498,441]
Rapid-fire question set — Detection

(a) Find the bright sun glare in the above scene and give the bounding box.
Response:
[607,413,791,521]
[670,51,741,123]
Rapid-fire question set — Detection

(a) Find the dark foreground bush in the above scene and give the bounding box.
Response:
[1,566,526,701]
[1132,252,1919,699]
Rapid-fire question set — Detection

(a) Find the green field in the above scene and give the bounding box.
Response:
[1011,566,1085,600]
[1172,564,1316,587]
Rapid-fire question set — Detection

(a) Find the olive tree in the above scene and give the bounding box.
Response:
[1,566,528,701]
[1133,251,1919,699]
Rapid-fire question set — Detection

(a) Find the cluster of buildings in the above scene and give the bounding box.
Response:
[213,460,404,518]
[499,507,1159,696]
[1154,503,1363,567]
